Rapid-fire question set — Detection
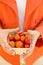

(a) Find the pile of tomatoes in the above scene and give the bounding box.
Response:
[8,32,31,48]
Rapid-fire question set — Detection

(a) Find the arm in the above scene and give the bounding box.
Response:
[36,20,43,39]
[35,3,43,39]
[0,3,3,29]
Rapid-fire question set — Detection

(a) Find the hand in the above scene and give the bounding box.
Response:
[24,30,40,58]
[0,28,19,55]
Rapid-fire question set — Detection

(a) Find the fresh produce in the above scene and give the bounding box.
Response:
[9,41,15,47]
[16,41,23,48]
[8,34,14,41]
[21,36,25,42]
[25,38,30,44]
[15,34,20,41]
[24,44,30,48]
[8,32,31,48]
[19,32,24,36]
[25,33,31,39]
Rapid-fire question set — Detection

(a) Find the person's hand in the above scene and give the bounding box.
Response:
[0,28,19,55]
[23,30,40,58]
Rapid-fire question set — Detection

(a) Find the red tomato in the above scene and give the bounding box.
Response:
[16,41,23,48]
[21,36,25,42]
[15,34,20,41]
[24,44,30,48]
[25,38,30,44]
[9,41,15,47]
[19,32,24,36]
[8,34,14,41]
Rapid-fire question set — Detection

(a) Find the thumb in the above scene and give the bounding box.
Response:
[3,28,19,34]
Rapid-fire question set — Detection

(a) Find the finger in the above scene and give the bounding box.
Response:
[0,28,19,38]
[7,27,19,32]
[0,28,19,34]
[3,28,19,33]
[0,28,19,40]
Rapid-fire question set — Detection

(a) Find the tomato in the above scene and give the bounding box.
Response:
[9,41,15,47]
[15,34,20,41]
[21,36,25,42]
[24,44,30,48]
[8,34,14,41]
[19,32,24,36]
[25,38,30,44]
[16,41,23,48]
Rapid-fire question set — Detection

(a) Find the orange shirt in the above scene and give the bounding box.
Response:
[0,0,43,65]
[0,0,43,37]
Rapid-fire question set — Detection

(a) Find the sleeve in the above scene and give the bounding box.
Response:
[0,3,3,28]
[36,20,43,39]
[35,3,43,39]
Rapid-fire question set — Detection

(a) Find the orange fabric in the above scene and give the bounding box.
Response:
[36,4,43,38]
[24,0,43,39]
[26,39,43,65]
[0,0,43,37]
[0,0,19,28]
[0,39,43,65]
[24,0,43,31]
[0,46,20,65]
[0,0,43,65]
[36,21,43,39]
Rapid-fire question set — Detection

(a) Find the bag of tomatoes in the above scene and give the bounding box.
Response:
[7,30,40,57]
[0,28,40,57]
[0,28,40,65]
